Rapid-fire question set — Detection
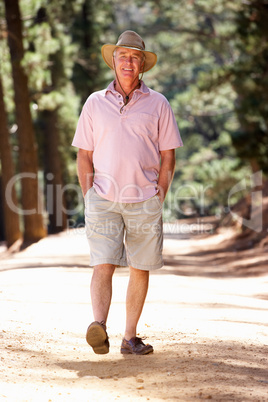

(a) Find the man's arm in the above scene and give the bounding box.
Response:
[77,149,94,196]
[157,149,176,203]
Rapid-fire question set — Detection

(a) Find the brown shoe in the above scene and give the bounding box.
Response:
[86,321,109,354]
[120,337,153,355]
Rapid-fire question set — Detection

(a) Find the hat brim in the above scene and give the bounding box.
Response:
[101,44,157,72]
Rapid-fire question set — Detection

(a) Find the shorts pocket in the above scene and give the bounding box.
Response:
[154,194,163,208]
[142,194,162,215]
[84,186,95,201]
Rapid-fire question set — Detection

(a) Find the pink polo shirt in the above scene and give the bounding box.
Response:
[72,80,183,203]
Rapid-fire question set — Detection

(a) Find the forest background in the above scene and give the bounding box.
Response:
[0,0,267,247]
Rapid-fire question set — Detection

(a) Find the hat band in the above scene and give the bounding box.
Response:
[116,45,144,51]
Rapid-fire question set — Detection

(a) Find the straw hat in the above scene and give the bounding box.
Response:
[101,30,157,72]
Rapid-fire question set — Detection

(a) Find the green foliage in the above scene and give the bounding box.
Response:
[229,0,268,173]
[132,0,267,221]
[0,5,14,115]
[1,0,268,231]
[71,0,116,105]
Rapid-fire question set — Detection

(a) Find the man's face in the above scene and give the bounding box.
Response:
[113,47,144,84]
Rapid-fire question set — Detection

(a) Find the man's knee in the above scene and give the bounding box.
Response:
[130,266,149,279]
[93,264,116,279]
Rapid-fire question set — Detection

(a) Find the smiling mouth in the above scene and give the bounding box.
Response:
[122,68,133,71]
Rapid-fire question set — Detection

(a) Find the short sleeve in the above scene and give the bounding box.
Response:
[158,101,183,151]
[72,98,94,151]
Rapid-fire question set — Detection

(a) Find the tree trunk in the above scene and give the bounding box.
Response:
[4,0,46,241]
[42,110,67,233]
[0,76,22,247]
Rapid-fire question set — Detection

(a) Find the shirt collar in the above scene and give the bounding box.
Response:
[105,80,149,96]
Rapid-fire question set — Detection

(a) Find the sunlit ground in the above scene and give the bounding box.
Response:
[0,229,267,401]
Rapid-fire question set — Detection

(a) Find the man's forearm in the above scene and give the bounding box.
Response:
[77,149,94,196]
[157,149,176,203]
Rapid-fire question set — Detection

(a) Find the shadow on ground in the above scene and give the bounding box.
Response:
[3,333,267,401]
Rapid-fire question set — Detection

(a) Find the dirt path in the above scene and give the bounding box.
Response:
[0,229,268,401]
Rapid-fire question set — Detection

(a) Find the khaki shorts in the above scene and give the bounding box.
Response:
[84,187,163,271]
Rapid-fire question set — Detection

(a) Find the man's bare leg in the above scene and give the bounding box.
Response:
[90,263,115,323]
[86,264,115,354]
[124,266,149,340]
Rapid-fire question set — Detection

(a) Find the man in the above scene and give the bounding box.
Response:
[72,30,183,355]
